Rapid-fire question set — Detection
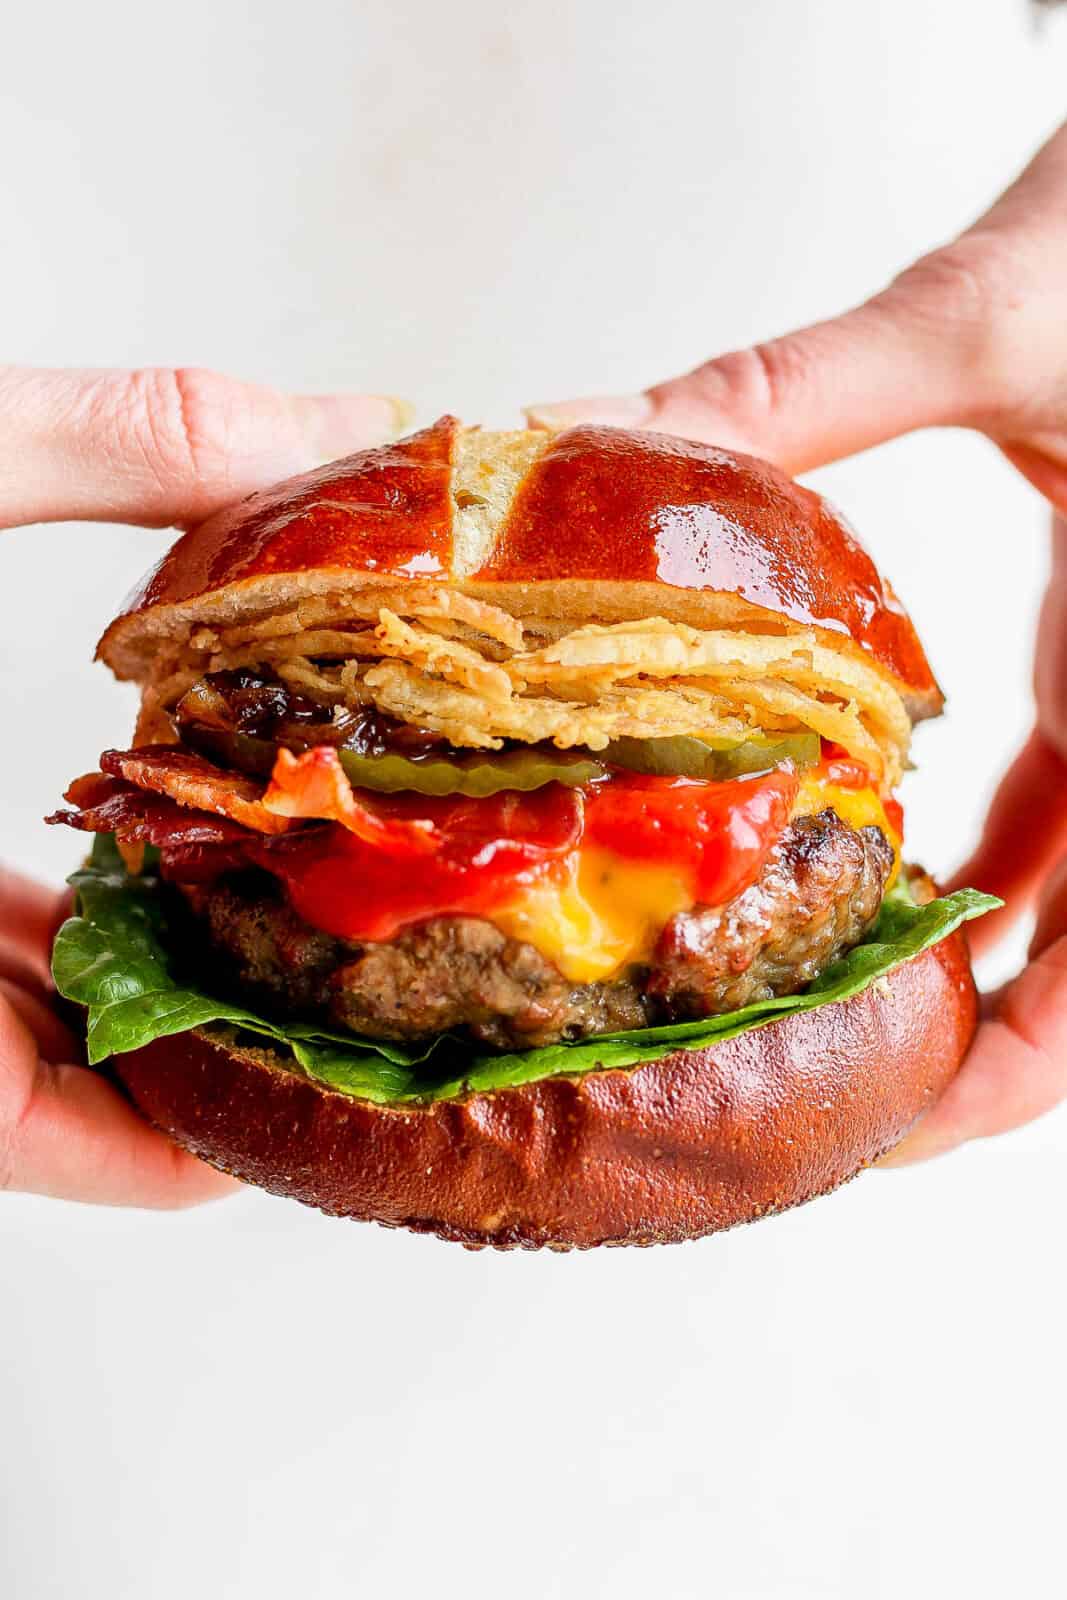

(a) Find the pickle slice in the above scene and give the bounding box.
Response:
[338,746,606,796]
[603,732,820,780]
[184,722,816,796]
[185,723,605,795]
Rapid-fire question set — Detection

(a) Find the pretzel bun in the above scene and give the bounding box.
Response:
[110,924,976,1248]
[98,417,941,719]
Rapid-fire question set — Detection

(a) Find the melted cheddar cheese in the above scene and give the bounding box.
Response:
[491,771,901,984]
[494,849,694,983]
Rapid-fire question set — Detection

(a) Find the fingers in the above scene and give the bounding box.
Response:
[529,289,992,472]
[0,979,79,1063]
[999,443,1067,523]
[1030,852,1067,961]
[528,118,1067,474]
[881,935,1067,1166]
[887,749,1067,1166]
[0,947,53,1002]
[0,367,411,531]
[945,732,1067,958]
[0,864,69,981]
[0,996,239,1207]
[951,520,1067,958]
[1033,517,1067,751]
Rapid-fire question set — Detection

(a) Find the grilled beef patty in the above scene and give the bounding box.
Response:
[178,809,894,1050]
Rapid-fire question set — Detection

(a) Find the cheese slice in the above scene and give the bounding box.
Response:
[493,849,693,984]
[492,773,901,984]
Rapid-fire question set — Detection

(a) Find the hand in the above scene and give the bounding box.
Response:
[530,119,1067,1166]
[1,365,406,1204]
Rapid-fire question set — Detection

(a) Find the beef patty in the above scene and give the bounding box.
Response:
[178,809,894,1050]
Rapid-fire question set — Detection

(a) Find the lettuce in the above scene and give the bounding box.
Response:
[52,834,999,1104]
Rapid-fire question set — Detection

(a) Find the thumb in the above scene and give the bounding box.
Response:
[528,121,1067,473]
[0,994,239,1206]
[0,366,411,531]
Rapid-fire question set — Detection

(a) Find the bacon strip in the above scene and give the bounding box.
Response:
[262,748,437,855]
[46,773,254,847]
[158,840,263,882]
[51,740,439,874]
[99,747,296,836]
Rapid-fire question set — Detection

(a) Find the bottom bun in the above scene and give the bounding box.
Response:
[114,930,977,1249]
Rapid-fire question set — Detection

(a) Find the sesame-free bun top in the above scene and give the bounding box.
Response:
[98,416,942,719]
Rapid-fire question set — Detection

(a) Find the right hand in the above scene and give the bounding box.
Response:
[530,120,1067,1166]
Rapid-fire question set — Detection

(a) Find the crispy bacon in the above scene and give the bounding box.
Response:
[48,745,437,869]
[99,747,295,836]
[157,826,335,884]
[46,773,254,847]
[158,840,262,882]
[262,747,437,854]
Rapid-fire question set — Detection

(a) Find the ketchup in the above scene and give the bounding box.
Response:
[583,769,798,905]
[261,786,584,941]
[256,766,800,942]
[819,744,876,790]
[817,743,903,840]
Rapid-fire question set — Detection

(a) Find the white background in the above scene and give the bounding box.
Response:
[2,4,1067,1597]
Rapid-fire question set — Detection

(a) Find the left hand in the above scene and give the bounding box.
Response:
[0,864,240,1204]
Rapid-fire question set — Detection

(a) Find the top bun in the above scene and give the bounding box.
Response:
[98,417,941,719]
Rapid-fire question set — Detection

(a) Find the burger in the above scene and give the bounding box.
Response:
[48,418,996,1247]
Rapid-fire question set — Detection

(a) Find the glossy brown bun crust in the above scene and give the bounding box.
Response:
[112,927,976,1249]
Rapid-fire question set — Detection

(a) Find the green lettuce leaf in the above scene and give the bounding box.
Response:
[52,834,1000,1104]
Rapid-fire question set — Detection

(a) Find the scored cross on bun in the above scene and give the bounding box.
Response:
[50,419,986,1248]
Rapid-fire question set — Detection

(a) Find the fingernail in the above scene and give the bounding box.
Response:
[379,396,416,435]
[299,394,414,468]
[524,393,654,430]
[345,395,413,438]
[873,1128,942,1169]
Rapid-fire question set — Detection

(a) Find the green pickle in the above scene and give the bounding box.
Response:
[184,725,604,795]
[335,732,818,793]
[337,746,606,796]
[601,732,820,780]
[192,723,818,795]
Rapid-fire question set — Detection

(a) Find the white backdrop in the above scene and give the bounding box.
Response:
[2,4,1067,1597]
